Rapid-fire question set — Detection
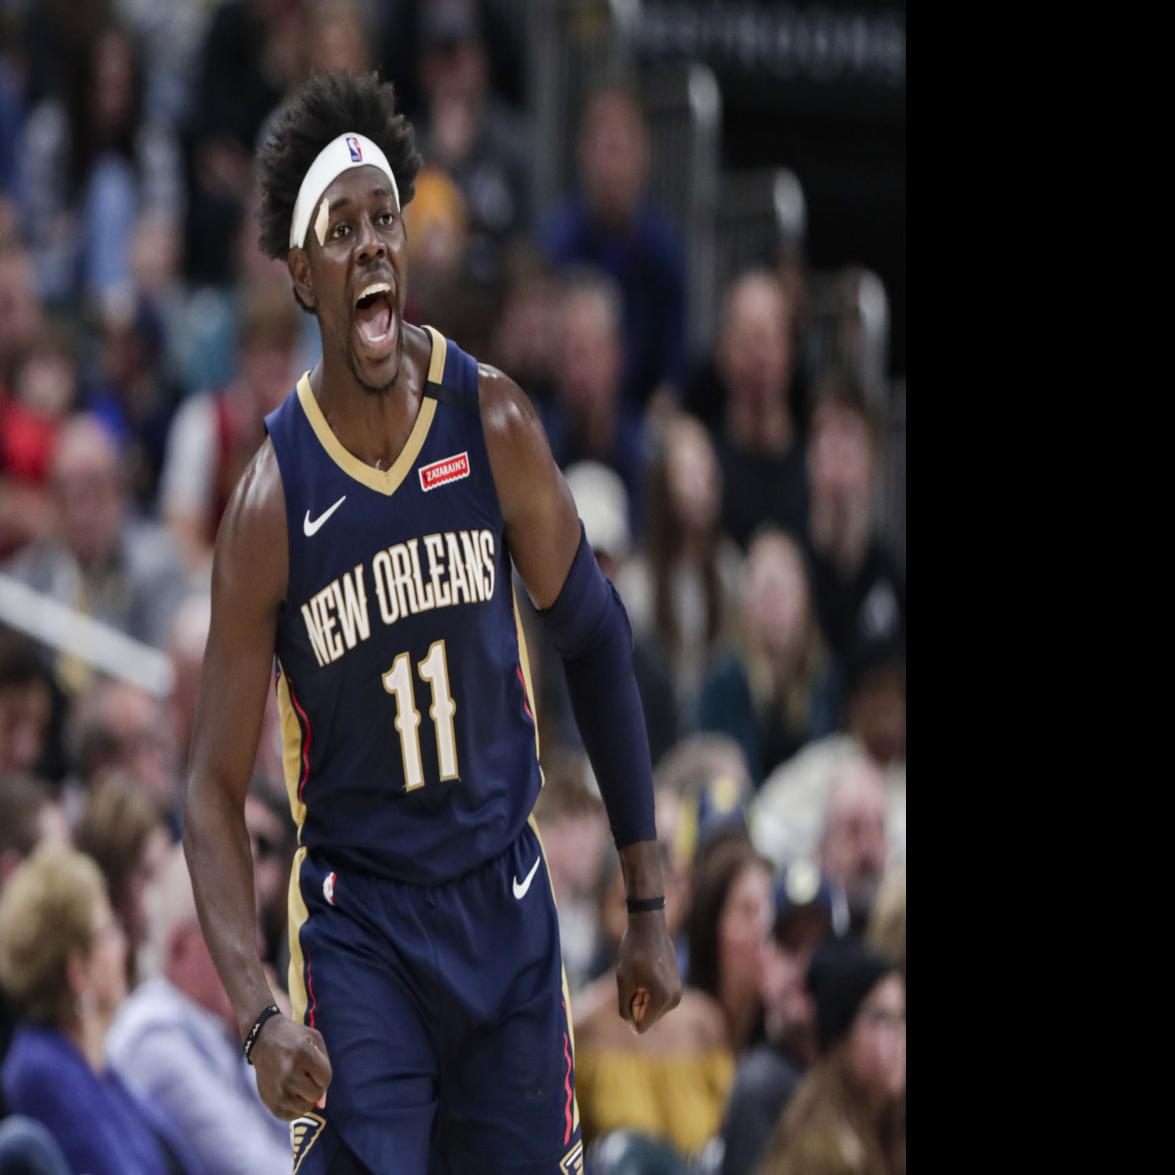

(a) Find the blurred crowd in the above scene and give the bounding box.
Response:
[0,2,905,1174]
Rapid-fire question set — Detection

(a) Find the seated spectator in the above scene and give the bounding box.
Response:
[619,414,742,727]
[530,750,610,992]
[74,775,170,988]
[68,680,180,832]
[160,282,302,571]
[3,416,191,675]
[0,848,202,1174]
[541,270,647,527]
[107,845,289,1174]
[18,19,183,314]
[806,370,905,664]
[706,271,809,549]
[0,640,58,781]
[415,0,532,289]
[757,940,905,1175]
[751,658,906,877]
[697,528,837,784]
[819,762,890,937]
[543,86,686,412]
[720,862,833,1175]
[83,297,183,512]
[486,243,559,407]
[0,774,70,1067]
[686,835,775,1056]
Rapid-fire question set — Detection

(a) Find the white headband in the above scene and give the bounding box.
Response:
[288,132,401,250]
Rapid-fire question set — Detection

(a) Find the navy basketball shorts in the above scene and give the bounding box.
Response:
[286,819,584,1175]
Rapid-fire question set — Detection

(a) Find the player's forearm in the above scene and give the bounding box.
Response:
[182,779,276,1040]
[618,839,666,902]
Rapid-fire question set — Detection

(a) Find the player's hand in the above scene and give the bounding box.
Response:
[615,910,682,1034]
[250,1015,333,1120]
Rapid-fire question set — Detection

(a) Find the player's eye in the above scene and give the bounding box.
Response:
[377,210,396,227]
[332,222,352,239]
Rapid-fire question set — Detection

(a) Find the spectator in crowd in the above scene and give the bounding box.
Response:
[0,774,70,1065]
[698,527,837,785]
[0,848,202,1175]
[18,19,183,313]
[74,774,170,988]
[720,861,833,1175]
[572,840,732,1157]
[107,845,290,1174]
[160,281,301,571]
[0,775,69,894]
[184,0,303,287]
[3,415,191,672]
[806,370,905,665]
[486,243,559,407]
[67,680,179,831]
[0,641,58,781]
[686,835,774,1055]
[819,761,890,937]
[415,0,531,289]
[620,413,742,727]
[751,674,905,878]
[302,0,373,79]
[757,939,905,1175]
[530,750,610,991]
[0,245,43,388]
[83,297,183,512]
[544,86,686,413]
[542,270,647,526]
[708,271,809,549]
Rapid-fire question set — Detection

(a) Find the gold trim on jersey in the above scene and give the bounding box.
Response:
[528,811,581,1134]
[513,591,543,775]
[294,324,447,496]
[276,663,308,835]
[287,845,310,1025]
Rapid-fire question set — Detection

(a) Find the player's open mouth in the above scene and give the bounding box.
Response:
[354,281,396,360]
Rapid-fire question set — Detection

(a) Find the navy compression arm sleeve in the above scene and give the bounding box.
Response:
[538,524,656,847]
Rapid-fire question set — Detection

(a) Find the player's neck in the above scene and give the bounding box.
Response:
[311,323,431,470]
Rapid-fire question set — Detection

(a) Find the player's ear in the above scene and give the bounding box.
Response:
[288,248,316,312]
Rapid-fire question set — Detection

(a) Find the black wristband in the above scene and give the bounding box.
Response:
[243,1004,281,1064]
[626,895,666,914]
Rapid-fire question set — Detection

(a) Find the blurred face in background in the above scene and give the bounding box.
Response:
[718,274,792,417]
[241,331,299,418]
[579,92,648,228]
[664,416,721,536]
[88,684,176,810]
[245,792,288,928]
[51,420,124,567]
[0,250,43,370]
[717,860,773,1008]
[743,531,811,661]
[557,289,622,423]
[305,0,370,76]
[809,401,874,511]
[847,974,905,1104]
[90,29,135,138]
[0,678,52,776]
[79,890,128,1022]
[821,761,888,918]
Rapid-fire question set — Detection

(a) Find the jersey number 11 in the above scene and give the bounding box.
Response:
[381,640,459,791]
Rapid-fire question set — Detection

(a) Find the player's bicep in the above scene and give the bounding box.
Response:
[188,445,287,804]
[479,367,581,609]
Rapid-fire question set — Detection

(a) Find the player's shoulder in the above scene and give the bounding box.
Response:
[475,363,541,441]
[213,437,288,603]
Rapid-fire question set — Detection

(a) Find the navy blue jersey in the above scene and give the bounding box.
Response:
[264,327,543,885]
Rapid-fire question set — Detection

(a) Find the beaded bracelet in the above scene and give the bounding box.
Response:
[243,1004,281,1064]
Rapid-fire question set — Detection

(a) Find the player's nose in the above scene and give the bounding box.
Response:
[354,217,386,263]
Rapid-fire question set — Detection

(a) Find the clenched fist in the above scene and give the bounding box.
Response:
[250,1015,333,1120]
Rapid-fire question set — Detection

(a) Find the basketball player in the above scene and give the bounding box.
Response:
[183,71,681,1175]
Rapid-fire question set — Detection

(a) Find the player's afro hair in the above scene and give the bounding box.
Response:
[256,71,422,261]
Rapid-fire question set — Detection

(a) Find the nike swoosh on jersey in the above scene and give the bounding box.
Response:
[303,496,347,536]
[512,855,542,900]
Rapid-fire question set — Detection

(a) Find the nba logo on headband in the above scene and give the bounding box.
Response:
[346,136,362,162]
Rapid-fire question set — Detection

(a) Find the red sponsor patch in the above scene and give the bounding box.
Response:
[419,451,470,492]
